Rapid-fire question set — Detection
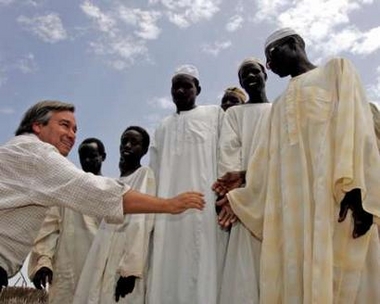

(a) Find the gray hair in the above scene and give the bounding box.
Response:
[15,100,75,136]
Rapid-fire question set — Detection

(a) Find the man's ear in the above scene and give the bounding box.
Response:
[287,36,298,50]
[102,153,107,161]
[197,85,202,96]
[32,122,42,135]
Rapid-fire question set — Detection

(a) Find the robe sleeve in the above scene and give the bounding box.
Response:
[28,206,62,279]
[218,109,243,177]
[117,171,156,278]
[227,112,272,240]
[332,58,380,220]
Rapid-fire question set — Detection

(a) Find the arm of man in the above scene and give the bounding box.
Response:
[121,190,204,214]
[28,206,61,289]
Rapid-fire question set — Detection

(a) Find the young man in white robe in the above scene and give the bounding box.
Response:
[147,65,225,304]
[216,28,380,304]
[74,126,155,303]
[28,138,106,304]
[214,58,271,304]
[0,100,205,292]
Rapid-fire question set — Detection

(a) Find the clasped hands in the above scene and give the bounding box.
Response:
[212,171,245,229]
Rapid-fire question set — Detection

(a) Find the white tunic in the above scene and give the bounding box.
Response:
[228,58,380,304]
[218,103,271,304]
[74,166,155,304]
[28,207,100,304]
[0,134,126,277]
[147,105,224,304]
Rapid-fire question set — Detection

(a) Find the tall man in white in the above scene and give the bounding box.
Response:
[147,65,224,304]
[218,28,380,303]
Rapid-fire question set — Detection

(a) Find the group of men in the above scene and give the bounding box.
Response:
[1,26,380,304]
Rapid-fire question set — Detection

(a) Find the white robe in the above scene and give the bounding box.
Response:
[147,105,225,304]
[74,167,155,304]
[228,58,380,304]
[218,103,271,304]
[28,207,100,304]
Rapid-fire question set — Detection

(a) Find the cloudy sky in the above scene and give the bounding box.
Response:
[1,0,380,178]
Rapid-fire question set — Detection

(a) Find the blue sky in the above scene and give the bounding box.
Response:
[1,0,380,179]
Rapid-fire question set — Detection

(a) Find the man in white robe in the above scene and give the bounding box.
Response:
[216,58,271,304]
[74,126,155,304]
[0,100,205,292]
[220,28,380,303]
[147,65,225,304]
[28,138,106,304]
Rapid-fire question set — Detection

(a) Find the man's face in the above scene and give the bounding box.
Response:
[221,93,243,111]
[32,110,77,156]
[119,130,145,165]
[171,74,198,112]
[79,142,104,174]
[239,62,266,94]
[265,38,293,78]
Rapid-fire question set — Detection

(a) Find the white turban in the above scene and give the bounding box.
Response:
[264,27,298,49]
[173,64,199,80]
[238,57,265,74]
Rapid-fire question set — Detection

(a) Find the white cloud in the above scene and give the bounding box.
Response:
[225,15,244,32]
[147,96,174,110]
[201,40,231,56]
[118,7,162,40]
[152,0,222,27]
[253,0,379,56]
[16,53,38,74]
[17,13,67,43]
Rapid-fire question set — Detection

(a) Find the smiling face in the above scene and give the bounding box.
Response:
[32,110,77,156]
[171,74,200,112]
[239,62,266,95]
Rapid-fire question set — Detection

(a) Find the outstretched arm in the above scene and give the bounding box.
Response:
[122,190,204,214]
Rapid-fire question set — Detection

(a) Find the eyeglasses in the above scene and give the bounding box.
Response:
[265,38,290,69]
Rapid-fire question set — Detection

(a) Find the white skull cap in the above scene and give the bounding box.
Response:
[174,64,199,80]
[264,27,298,49]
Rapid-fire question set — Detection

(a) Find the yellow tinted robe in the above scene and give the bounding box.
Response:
[228,58,380,304]
[28,206,100,304]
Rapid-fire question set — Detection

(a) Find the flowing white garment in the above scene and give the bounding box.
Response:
[28,207,100,304]
[147,105,225,304]
[218,103,271,304]
[0,134,126,277]
[228,58,380,304]
[74,167,155,304]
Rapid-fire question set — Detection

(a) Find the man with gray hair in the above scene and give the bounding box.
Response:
[219,28,380,303]
[0,100,205,292]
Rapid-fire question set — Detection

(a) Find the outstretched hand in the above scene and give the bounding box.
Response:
[115,276,136,302]
[168,191,205,214]
[338,188,373,238]
[0,266,8,293]
[212,171,245,197]
[216,196,238,229]
[32,267,53,290]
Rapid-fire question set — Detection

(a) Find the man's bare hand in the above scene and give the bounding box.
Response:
[32,267,53,290]
[212,171,245,196]
[216,196,237,229]
[0,266,8,293]
[168,191,205,214]
[338,188,373,238]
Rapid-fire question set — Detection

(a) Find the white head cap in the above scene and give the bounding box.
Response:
[264,27,298,49]
[238,57,265,73]
[173,64,199,80]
